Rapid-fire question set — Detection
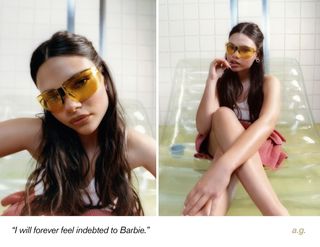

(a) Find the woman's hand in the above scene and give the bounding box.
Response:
[182,161,231,216]
[207,59,231,81]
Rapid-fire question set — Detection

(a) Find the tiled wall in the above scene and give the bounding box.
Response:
[104,0,156,134]
[0,0,156,134]
[159,0,320,125]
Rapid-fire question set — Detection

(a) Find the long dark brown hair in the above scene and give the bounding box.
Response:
[21,31,143,215]
[217,22,264,122]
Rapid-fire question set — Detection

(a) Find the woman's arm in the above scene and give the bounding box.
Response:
[196,59,231,135]
[0,118,42,158]
[126,129,156,177]
[214,75,281,173]
[183,75,281,215]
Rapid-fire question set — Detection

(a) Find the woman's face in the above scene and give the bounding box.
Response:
[226,33,258,72]
[36,56,109,136]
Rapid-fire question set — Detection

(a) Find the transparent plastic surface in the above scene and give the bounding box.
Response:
[160,58,320,215]
[0,97,156,215]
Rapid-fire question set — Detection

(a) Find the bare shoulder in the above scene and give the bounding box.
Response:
[263,74,281,94]
[0,117,42,157]
[126,129,156,177]
[263,74,280,87]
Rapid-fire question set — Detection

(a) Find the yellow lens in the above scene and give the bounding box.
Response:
[63,67,99,102]
[36,67,100,112]
[225,42,256,59]
[226,43,236,55]
[238,46,255,59]
[37,90,64,112]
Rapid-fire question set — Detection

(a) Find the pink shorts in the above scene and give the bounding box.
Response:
[1,191,112,216]
[194,121,288,170]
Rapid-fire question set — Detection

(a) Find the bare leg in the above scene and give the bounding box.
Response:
[196,148,238,216]
[208,107,288,216]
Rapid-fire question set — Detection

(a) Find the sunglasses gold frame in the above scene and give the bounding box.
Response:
[37,67,100,112]
[225,42,257,59]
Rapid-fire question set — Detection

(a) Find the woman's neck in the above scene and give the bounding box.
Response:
[237,69,250,83]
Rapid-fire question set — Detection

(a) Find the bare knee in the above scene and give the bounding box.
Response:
[212,106,238,124]
[211,107,239,130]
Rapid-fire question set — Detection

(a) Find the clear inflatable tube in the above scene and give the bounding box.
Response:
[160,58,320,216]
[0,98,156,215]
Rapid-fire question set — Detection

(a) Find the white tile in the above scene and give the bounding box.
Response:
[239,1,262,17]
[107,0,122,14]
[315,51,320,65]
[170,52,185,67]
[270,50,285,57]
[304,80,314,94]
[300,50,315,65]
[184,20,199,35]
[1,7,19,24]
[160,21,169,36]
[106,14,122,28]
[169,21,184,36]
[18,8,34,24]
[301,2,316,18]
[270,19,285,34]
[316,35,320,49]
[168,4,183,20]
[215,19,230,35]
[123,14,137,30]
[312,110,320,122]
[285,2,300,18]
[123,75,137,92]
[300,34,315,50]
[214,2,230,19]
[215,35,227,52]
[137,0,155,16]
[313,80,320,94]
[285,50,300,61]
[185,36,200,51]
[137,46,154,60]
[314,66,320,80]
[138,15,155,30]
[301,19,316,34]
[138,61,154,76]
[137,30,154,46]
[159,37,170,51]
[285,18,300,34]
[270,2,285,18]
[107,29,122,43]
[159,67,172,82]
[123,0,137,14]
[285,34,300,49]
[199,20,214,35]
[200,36,215,51]
[199,2,214,19]
[185,51,200,58]
[301,66,314,81]
[183,4,199,20]
[35,0,50,9]
[159,5,168,21]
[123,45,137,60]
[170,37,185,52]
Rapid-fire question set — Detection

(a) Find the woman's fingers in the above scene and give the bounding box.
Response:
[184,193,211,216]
[213,59,231,69]
[195,199,212,216]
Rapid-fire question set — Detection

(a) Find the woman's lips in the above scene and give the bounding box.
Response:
[70,114,91,126]
[230,60,240,68]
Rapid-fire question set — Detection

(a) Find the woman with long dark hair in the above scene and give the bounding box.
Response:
[183,22,288,216]
[0,31,156,216]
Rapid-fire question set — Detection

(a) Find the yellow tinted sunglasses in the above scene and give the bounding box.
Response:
[225,42,256,59]
[37,67,100,112]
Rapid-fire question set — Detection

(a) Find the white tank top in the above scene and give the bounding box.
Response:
[234,99,250,121]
